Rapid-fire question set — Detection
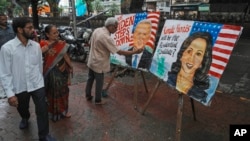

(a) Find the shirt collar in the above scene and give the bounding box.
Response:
[12,36,33,47]
[12,37,22,47]
[103,27,110,35]
[0,24,11,30]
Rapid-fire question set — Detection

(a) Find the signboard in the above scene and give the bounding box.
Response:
[171,6,198,11]
[199,4,210,12]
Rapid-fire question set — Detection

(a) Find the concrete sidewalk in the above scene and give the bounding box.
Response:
[0,61,250,141]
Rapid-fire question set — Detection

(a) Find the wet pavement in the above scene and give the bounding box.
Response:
[218,38,250,98]
[0,60,250,141]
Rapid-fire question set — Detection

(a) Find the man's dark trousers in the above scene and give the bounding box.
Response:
[85,68,104,102]
[16,87,49,139]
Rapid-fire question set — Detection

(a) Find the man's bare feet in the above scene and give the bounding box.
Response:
[65,113,71,118]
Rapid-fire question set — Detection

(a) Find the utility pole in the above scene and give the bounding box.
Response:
[69,0,77,38]
[169,0,172,18]
[31,0,39,29]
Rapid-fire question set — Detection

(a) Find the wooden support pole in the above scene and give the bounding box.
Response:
[141,80,161,115]
[115,68,128,77]
[134,71,139,109]
[103,67,118,91]
[190,98,197,121]
[175,94,184,141]
[140,71,148,93]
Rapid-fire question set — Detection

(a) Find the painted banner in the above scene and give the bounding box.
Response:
[110,12,160,71]
[150,20,243,106]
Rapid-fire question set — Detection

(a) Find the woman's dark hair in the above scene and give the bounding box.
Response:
[44,24,56,39]
[12,17,33,33]
[169,32,213,89]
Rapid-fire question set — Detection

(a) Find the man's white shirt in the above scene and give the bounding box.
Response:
[0,37,44,98]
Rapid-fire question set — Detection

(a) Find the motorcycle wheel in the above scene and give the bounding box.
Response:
[78,47,87,63]
[69,53,76,61]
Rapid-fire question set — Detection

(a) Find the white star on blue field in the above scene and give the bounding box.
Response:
[132,12,147,33]
[190,22,223,45]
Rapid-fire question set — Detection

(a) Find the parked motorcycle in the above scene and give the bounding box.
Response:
[36,23,48,41]
[77,27,92,56]
[58,26,88,63]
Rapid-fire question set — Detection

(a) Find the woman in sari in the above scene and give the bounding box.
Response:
[40,24,72,121]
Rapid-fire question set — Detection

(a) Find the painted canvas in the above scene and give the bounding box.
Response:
[110,12,160,71]
[150,20,243,106]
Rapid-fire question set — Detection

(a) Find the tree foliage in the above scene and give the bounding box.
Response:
[108,2,120,16]
[15,0,30,16]
[46,0,60,17]
[0,0,12,16]
[16,0,61,17]
[85,0,94,15]
[92,0,104,13]
[13,5,24,17]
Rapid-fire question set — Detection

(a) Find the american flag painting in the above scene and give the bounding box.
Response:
[110,12,160,70]
[150,20,243,106]
[129,12,160,48]
[190,22,243,78]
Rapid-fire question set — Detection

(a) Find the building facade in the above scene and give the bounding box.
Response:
[101,0,121,13]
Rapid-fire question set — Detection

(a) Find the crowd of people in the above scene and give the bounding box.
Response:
[0,10,217,140]
[0,12,143,140]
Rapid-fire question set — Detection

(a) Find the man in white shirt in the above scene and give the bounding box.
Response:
[0,17,56,141]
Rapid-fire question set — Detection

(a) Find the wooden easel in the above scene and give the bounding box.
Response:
[104,66,197,141]
[133,70,149,109]
[103,66,149,109]
[175,94,183,141]
[140,80,197,141]
[175,95,196,141]
[140,79,161,114]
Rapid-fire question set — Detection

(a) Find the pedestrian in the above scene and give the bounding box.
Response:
[0,17,56,141]
[40,24,72,121]
[0,13,15,48]
[85,17,143,104]
[0,13,15,99]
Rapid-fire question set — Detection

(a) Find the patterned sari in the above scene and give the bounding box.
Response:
[40,40,70,121]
